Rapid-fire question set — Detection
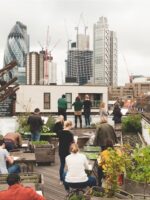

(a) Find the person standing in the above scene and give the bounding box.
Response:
[57,120,74,184]
[72,96,83,128]
[93,116,117,150]
[58,94,67,120]
[53,115,64,136]
[99,102,108,119]
[112,104,122,126]
[83,95,92,127]
[27,108,43,141]
[0,174,46,200]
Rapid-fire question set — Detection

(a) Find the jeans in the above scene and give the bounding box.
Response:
[59,156,66,181]
[84,113,91,126]
[97,166,104,186]
[63,172,96,190]
[31,132,41,141]
[58,108,67,120]
[75,115,82,128]
[4,141,15,152]
[8,164,21,174]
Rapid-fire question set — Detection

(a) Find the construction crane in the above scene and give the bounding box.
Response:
[122,54,132,83]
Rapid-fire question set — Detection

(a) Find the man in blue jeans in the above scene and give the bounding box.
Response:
[27,108,43,141]
[0,138,20,174]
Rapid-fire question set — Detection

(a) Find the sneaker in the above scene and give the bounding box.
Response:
[59,181,63,185]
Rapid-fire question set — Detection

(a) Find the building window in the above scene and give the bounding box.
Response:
[66,93,72,109]
[44,93,50,109]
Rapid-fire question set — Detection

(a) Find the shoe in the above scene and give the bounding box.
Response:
[59,181,63,185]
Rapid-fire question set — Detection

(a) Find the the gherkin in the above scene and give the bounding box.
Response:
[3,21,29,84]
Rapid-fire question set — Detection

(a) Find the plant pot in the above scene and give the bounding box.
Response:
[124,178,150,195]
[34,144,55,164]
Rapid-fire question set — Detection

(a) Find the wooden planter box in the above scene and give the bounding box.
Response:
[34,144,55,164]
[124,178,150,196]
[77,136,90,148]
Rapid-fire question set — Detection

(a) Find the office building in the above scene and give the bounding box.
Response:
[3,21,29,84]
[93,17,117,86]
[66,33,93,85]
[26,51,57,85]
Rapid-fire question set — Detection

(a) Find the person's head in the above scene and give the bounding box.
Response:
[7,174,21,186]
[100,102,105,109]
[57,115,64,123]
[62,94,66,98]
[75,96,80,101]
[34,108,40,114]
[85,94,89,100]
[64,120,72,129]
[100,116,108,123]
[70,143,79,154]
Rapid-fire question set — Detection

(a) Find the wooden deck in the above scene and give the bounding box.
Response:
[34,128,96,200]
[35,149,67,200]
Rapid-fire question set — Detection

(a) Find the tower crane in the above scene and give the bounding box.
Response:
[122,54,132,83]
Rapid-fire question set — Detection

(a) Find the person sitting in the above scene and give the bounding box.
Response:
[0,138,20,174]
[63,143,96,192]
[53,115,64,136]
[93,116,117,150]
[4,132,22,151]
[0,173,46,200]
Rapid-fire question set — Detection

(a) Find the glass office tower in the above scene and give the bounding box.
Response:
[3,21,29,84]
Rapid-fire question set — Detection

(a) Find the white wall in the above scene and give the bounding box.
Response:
[16,85,108,113]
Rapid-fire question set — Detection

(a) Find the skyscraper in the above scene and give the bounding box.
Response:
[93,17,117,86]
[3,21,29,84]
[66,32,93,85]
[26,51,57,85]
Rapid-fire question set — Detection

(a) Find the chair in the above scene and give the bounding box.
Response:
[66,182,87,200]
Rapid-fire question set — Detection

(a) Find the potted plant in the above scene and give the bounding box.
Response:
[122,114,142,147]
[31,141,55,164]
[125,145,150,198]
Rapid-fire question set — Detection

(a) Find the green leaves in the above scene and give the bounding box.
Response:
[128,146,150,183]
[122,114,142,134]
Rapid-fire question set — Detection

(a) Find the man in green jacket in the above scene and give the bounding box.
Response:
[58,94,67,120]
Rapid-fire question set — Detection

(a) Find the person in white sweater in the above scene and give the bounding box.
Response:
[63,143,96,191]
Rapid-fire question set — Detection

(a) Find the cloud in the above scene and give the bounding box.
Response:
[0,0,150,85]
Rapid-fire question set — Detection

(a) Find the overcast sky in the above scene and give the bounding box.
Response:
[0,0,150,85]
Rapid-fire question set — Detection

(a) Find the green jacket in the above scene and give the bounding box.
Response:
[72,101,83,111]
[58,98,67,109]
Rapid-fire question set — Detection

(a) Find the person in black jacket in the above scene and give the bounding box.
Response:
[83,95,92,127]
[112,104,122,125]
[57,120,74,183]
[27,108,43,141]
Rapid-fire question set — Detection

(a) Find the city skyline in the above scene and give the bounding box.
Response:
[0,0,150,85]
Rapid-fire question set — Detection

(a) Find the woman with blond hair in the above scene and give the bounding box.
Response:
[53,115,64,136]
[99,102,108,119]
[58,120,74,184]
[63,143,96,192]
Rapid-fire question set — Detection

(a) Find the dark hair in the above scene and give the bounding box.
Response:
[62,94,66,98]
[34,108,40,113]
[7,174,20,186]
[75,96,80,101]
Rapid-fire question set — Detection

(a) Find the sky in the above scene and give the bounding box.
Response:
[0,0,150,85]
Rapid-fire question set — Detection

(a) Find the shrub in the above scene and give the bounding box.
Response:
[122,114,142,134]
[46,115,55,131]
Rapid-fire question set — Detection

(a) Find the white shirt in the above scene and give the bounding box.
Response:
[65,152,89,183]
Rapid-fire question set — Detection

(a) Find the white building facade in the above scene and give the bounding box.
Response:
[15,85,108,113]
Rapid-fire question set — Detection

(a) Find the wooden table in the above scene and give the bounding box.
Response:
[10,152,36,172]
